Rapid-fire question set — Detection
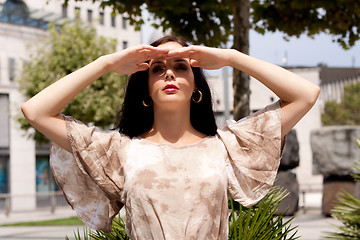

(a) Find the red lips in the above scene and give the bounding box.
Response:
[163,84,179,93]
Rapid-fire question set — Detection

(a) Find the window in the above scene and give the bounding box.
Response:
[0,94,9,148]
[62,4,67,18]
[0,94,9,198]
[74,7,80,19]
[35,155,67,207]
[36,156,56,193]
[122,17,127,29]
[122,41,128,49]
[99,12,104,25]
[0,156,8,194]
[111,15,116,27]
[87,9,93,23]
[8,58,15,82]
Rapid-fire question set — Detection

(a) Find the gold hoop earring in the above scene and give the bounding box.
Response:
[192,90,203,103]
[142,98,152,107]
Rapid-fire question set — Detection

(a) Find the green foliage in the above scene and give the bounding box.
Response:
[323,139,360,239]
[251,0,360,49]
[228,187,299,240]
[18,20,126,144]
[321,82,360,126]
[66,228,90,240]
[68,188,299,240]
[66,216,129,240]
[66,0,360,49]
[323,191,360,240]
[88,217,130,240]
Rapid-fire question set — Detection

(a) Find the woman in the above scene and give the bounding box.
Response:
[21,36,319,239]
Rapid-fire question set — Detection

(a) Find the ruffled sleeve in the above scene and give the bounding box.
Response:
[217,101,284,207]
[50,115,130,232]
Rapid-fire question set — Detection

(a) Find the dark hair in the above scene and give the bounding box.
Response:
[114,36,217,138]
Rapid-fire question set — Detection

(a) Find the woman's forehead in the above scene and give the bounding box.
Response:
[149,41,189,64]
[157,41,183,49]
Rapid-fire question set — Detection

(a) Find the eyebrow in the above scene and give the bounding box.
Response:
[150,58,188,67]
[173,59,188,63]
[151,61,164,65]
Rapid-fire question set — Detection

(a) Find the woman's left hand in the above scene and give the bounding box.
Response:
[167,46,233,70]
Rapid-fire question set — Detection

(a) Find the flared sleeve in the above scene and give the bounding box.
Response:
[217,101,284,207]
[50,115,130,232]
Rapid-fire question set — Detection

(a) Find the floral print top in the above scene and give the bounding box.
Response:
[50,101,283,240]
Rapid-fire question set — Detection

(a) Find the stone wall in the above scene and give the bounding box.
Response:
[275,129,299,215]
[311,126,360,215]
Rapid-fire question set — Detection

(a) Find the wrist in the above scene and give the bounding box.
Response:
[96,55,113,74]
[227,49,252,71]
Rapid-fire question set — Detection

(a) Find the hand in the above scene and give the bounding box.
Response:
[104,45,170,75]
[166,45,233,70]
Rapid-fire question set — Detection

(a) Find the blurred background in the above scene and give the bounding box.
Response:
[0,0,359,239]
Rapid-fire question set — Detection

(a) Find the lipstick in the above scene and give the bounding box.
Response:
[163,84,179,93]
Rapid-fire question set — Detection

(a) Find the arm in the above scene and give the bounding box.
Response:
[21,45,169,152]
[167,46,320,138]
[227,50,320,138]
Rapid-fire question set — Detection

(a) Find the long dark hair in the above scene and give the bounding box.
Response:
[114,36,217,138]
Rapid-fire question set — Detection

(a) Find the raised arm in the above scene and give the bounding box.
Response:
[21,45,169,152]
[167,46,320,138]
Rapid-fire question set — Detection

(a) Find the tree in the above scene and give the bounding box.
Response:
[66,0,360,120]
[321,82,360,126]
[18,20,126,143]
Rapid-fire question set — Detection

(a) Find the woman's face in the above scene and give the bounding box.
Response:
[148,41,195,109]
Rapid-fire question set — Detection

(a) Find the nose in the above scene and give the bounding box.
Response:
[165,69,175,81]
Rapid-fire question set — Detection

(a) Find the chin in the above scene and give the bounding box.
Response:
[155,98,191,109]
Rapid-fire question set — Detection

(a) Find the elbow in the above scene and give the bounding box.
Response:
[21,101,37,124]
[308,85,320,107]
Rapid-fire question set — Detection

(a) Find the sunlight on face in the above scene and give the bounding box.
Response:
[148,42,195,109]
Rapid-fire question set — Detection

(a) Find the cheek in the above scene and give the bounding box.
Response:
[186,72,196,91]
[148,78,161,97]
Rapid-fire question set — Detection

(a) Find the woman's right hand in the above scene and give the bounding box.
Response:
[103,45,170,75]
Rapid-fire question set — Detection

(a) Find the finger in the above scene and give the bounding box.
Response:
[136,62,150,71]
[167,47,194,58]
[190,59,201,68]
[141,49,169,61]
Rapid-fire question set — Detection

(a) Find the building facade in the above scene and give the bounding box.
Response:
[0,0,141,211]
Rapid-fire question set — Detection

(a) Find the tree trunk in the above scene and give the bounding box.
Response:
[232,0,250,120]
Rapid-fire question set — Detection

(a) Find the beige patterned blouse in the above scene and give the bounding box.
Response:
[50,101,283,240]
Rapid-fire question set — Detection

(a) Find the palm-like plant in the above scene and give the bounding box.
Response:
[228,187,299,240]
[67,216,129,240]
[323,139,360,239]
[67,187,299,240]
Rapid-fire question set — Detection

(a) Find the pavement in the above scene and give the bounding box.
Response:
[0,207,340,240]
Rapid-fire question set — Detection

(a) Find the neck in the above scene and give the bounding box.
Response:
[144,103,199,144]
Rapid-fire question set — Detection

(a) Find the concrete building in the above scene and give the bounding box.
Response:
[0,0,141,212]
[319,66,360,103]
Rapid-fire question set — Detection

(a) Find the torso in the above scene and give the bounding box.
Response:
[121,135,231,239]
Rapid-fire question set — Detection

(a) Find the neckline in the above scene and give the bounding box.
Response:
[134,135,215,149]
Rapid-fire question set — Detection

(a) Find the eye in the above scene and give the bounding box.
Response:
[151,65,165,73]
[174,63,188,71]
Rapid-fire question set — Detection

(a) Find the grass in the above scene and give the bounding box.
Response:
[1,216,84,226]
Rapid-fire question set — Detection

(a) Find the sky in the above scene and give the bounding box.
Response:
[141,13,360,69]
[249,31,360,68]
